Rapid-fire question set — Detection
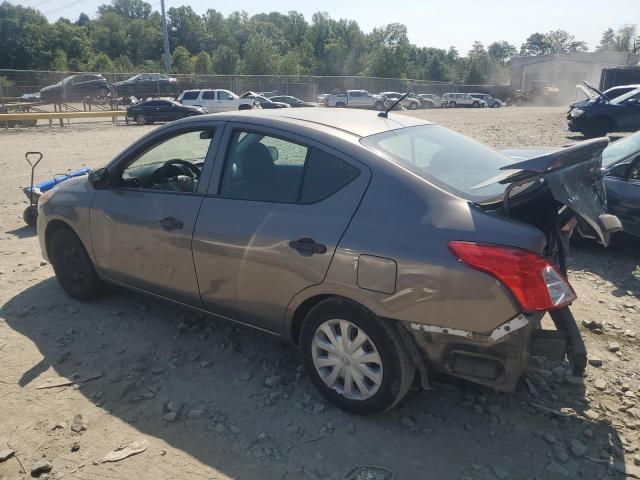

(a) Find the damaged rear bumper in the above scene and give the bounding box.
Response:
[402,306,585,391]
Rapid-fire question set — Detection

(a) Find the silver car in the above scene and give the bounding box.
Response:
[37,109,619,414]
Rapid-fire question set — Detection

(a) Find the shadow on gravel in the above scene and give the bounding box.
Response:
[1,278,628,479]
[6,225,37,239]
[570,235,640,298]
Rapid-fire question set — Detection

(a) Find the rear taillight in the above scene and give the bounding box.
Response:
[448,241,576,313]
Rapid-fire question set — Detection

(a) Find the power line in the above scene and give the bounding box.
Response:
[44,0,86,16]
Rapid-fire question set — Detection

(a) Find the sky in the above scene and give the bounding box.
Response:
[21,0,640,54]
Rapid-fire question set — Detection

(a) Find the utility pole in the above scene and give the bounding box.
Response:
[160,0,171,74]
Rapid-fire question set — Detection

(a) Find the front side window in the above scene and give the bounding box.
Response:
[361,125,513,202]
[220,130,360,203]
[121,130,214,192]
[217,90,235,100]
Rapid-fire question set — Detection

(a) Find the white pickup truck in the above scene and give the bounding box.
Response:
[178,89,255,112]
[325,90,386,110]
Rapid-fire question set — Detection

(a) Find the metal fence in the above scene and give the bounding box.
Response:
[0,69,472,103]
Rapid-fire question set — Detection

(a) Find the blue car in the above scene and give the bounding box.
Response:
[504,131,640,239]
[469,93,503,108]
[568,84,640,138]
[570,82,640,109]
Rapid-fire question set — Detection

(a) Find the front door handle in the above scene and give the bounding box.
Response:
[288,237,327,255]
[158,216,183,230]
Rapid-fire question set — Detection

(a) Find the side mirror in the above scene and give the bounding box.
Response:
[89,167,111,190]
[266,145,279,162]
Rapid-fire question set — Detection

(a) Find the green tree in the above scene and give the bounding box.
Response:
[366,23,410,78]
[91,52,115,72]
[51,49,69,70]
[614,25,637,52]
[0,2,53,69]
[171,46,193,73]
[242,34,277,74]
[487,41,517,63]
[194,51,212,73]
[212,45,239,74]
[597,28,616,51]
[168,6,205,54]
[113,54,134,71]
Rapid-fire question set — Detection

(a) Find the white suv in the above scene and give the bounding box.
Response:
[178,89,255,112]
[442,93,486,108]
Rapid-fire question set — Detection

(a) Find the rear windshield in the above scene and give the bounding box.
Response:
[360,125,513,202]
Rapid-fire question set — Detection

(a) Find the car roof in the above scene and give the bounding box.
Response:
[192,108,431,138]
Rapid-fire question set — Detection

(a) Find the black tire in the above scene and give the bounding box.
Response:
[300,297,415,415]
[23,205,38,226]
[374,101,385,111]
[97,87,109,98]
[472,101,480,108]
[408,102,418,110]
[135,114,147,125]
[582,117,610,138]
[449,101,457,108]
[49,228,103,301]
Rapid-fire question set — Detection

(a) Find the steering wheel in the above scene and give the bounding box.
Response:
[156,159,200,181]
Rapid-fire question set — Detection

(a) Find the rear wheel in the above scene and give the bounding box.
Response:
[449,101,457,108]
[23,205,38,226]
[49,228,103,300]
[408,102,418,110]
[300,298,415,415]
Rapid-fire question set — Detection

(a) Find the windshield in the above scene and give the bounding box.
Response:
[611,88,640,105]
[602,130,640,167]
[361,125,513,202]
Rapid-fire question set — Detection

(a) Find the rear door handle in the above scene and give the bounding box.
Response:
[158,216,183,230]
[289,237,327,255]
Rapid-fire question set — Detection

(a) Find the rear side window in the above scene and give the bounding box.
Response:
[220,130,360,203]
[182,91,199,101]
[300,149,360,203]
[202,91,216,100]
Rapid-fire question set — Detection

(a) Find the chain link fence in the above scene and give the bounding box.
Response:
[0,69,464,104]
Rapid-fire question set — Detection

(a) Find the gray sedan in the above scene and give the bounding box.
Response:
[36,109,618,414]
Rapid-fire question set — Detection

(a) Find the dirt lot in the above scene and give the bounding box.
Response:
[1,107,639,480]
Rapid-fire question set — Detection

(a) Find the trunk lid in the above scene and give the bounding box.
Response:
[475,138,622,247]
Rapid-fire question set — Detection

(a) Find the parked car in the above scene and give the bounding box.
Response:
[378,92,421,110]
[240,93,290,109]
[416,94,445,108]
[37,108,618,414]
[325,90,386,110]
[179,89,255,112]
[442,93,486,108]
[571,82,640,109]
[469,93,503,108]
[317,93,331,102]
[126,99,205,125]
[503,131,640,239]
[112,73,179,98]
[269,95,315,107]
[40,74,110,103]
[567,86,640,137]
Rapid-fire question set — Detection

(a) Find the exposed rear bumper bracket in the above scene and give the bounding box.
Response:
[550,307,587,375]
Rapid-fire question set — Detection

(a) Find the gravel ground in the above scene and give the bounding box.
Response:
[1,107,639,480]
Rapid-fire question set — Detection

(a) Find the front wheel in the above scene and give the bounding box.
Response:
[408,102,418,110]
[49,228,103,300]
[374,101,385,111]
[449,101,457,108]
[135,114,147,125]
[300,298,415,415]
[23,205,38,226]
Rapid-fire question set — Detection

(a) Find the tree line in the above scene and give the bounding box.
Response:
[0,0,637,84]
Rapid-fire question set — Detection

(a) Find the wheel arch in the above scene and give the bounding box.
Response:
[44,219,83,260]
